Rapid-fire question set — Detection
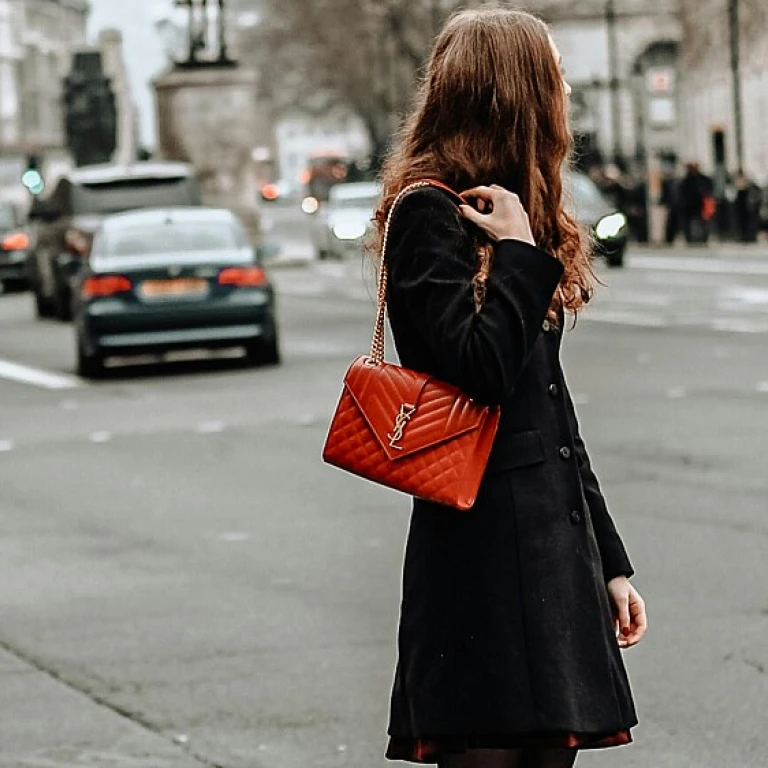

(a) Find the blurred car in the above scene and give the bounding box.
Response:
[309,181,381,260]
[0,202,30,290]
[27,161,202,320]
[568,172,628,267]
[72,207,279,378]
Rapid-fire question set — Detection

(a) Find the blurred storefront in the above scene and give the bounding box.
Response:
[677,0,768,186]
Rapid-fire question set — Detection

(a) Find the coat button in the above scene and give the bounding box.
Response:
[559,446,571,460]
[569,509,582,525]
[542,319,551,332]
[548,383,559,397]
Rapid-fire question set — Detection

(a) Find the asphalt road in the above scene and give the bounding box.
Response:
[0,233,767,768]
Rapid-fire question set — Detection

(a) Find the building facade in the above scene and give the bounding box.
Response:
[0,0,88,153]
[536,0,681,174]
[677,0,768,185]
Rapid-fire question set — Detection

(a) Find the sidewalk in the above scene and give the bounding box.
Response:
[0,646,205,767]
[634,240,768,259]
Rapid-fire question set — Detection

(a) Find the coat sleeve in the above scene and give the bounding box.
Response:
[563,380,634,582]
[386,189,564,405]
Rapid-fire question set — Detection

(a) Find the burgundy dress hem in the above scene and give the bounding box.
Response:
[386,729,632,763]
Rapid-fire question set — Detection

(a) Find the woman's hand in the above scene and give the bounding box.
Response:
[459,184,535,245]
[607,576,648,649]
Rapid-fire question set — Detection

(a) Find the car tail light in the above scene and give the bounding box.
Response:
[218,266,268,287]
[1,232,30,251]
[82,275,132,298]
[261,183,280,201]
[65,228,91,256]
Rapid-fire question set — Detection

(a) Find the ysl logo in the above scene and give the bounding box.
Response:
[387,403,417,449]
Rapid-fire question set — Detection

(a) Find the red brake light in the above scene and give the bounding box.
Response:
[82,275,132,298]
[1,232,30,251]
[218,266,268,287]
[261,183,280,200]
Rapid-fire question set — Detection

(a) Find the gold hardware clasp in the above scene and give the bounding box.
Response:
[387,403,417,449]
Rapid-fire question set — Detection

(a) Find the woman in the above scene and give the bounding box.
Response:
[375,8,648,768]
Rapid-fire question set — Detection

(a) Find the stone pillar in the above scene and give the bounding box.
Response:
[98,29,138,166]
[153,66,270,242]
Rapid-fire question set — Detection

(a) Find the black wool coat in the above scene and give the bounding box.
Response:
[385,188,638,741]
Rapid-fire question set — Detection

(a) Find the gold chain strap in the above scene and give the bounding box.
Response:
[369,181,439,364]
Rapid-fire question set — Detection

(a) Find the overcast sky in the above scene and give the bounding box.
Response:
[87,0,169,148]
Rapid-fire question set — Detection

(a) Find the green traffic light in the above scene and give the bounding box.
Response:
[21,169,45,195]
[22,169,44,191]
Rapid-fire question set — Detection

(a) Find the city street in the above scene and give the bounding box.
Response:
[1,234,767,768]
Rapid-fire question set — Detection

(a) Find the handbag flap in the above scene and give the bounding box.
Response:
[343,357,487,461]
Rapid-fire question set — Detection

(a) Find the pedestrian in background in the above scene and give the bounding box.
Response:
[660,163,680,245]
[732,171,761,243]
[679,162,713,244]
[375,7,647,767]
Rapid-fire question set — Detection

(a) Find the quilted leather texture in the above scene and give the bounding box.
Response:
[323,357,501,510]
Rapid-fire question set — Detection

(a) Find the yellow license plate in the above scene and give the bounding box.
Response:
[140,278,208,297]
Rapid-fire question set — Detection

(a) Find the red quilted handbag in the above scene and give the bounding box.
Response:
[322,180,501,510]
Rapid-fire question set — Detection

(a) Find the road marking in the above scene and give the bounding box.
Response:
[719,287,768,309]
[218,532,250,542]
[582,309,667,327]
[197,420,225,433]
[89,431,111,443]
[0,359,81,390]
[0,440,13,452]
[630,255,768,276]
[711,318,768,334]
[757,381,768,393]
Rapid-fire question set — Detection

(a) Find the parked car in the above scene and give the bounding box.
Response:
[568,172,628,267]
[72,207,279,378]
[0,202,29,290]
[309,181,381,260]
[27,161,202,320]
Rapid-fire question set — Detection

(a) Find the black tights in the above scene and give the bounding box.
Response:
[439,747,577,768]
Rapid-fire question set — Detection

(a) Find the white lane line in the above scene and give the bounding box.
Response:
[711,318,768,334]
[0,359,81,390]
[581,310,667,328]
[0,440,14,452]
[197,420,226,433]
[630,255,768,276]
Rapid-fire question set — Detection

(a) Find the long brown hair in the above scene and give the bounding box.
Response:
[374,6,594,319]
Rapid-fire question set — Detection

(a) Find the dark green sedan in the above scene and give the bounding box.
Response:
[73,207,279,378]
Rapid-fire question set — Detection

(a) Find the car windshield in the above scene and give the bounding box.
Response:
[72,177,201,215]
[106,221,242,256]
[569,174,611,209]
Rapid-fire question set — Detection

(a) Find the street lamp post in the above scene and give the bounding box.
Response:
[605,0,623,165]
[431,0,441,37]
[728,0,744,173]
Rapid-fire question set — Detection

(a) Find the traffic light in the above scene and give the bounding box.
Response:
[21,155,45,196]
[63,52,117,167]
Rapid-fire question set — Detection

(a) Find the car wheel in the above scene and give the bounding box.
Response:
[245,335,281,367]
[76,341,104,379]
[606,249,625,268]
[33,284,55,318]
